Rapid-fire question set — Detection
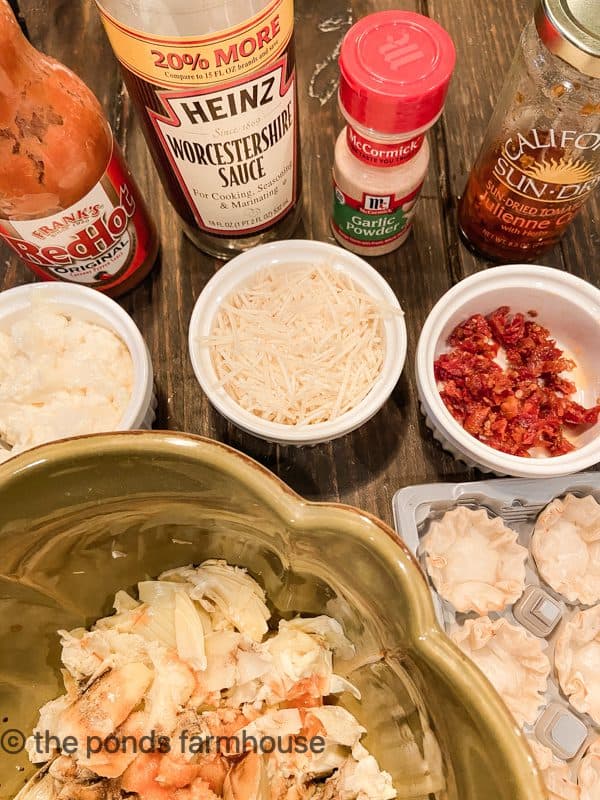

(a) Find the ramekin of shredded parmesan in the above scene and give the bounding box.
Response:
[189,241,406,445]
[0,283,155,463]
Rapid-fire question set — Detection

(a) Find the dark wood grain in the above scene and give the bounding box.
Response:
[3,0,598,525]
[426,0,600,279]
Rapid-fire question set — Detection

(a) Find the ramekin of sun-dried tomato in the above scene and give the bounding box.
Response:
[416,265,600,477]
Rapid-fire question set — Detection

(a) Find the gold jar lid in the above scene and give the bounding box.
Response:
[535,0,600,78]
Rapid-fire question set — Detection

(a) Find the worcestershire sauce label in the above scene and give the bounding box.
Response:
[0,145,153,290]
[98,0,298,236]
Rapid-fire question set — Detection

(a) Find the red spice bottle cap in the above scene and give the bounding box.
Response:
[339,11,456,134]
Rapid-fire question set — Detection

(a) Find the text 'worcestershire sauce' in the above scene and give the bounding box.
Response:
[96,0,302,259]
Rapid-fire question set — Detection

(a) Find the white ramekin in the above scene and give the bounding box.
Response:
[416,265,600,477]
[0,283,156,436]
[189,240,407,446]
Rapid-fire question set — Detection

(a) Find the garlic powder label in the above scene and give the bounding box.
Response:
[332,181,424,247]
[150,59,296,234]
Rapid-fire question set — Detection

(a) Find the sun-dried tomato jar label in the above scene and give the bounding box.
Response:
[331,181,423,247]
[459,127,600,259]
[346,127,424,167]
[96,0,299,237]
[0,144,156,293]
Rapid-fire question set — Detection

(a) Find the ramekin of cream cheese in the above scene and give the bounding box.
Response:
[0,283,155,463]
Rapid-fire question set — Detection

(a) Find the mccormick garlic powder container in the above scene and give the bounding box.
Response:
[331,11,455,256]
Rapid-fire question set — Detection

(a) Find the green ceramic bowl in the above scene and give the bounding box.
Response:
[0,432,544,800]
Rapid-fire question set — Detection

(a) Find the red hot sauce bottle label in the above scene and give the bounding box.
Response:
[0,144,154,291]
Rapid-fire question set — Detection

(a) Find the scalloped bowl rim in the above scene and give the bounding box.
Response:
[0,431,544,798]
[416,265,600,477]
[188,240,407,445]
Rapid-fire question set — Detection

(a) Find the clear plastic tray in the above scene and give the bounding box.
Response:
[393,473,600,778]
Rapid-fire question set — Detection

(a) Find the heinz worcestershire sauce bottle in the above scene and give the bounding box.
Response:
[95,0,302,259]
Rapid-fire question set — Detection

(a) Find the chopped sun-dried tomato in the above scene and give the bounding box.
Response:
[434,306,599,458]
[448,313,498,357]
[487,306,526,346]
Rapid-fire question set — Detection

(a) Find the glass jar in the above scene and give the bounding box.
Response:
[458,0,600,263]
[95,0,302,259]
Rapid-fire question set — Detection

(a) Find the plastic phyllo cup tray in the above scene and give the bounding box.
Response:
[393,474,600,793]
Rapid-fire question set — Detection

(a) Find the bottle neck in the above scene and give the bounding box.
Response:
[0,0,30,80]
[96,0,274,36]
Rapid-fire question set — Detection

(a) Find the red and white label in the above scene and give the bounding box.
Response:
[346,127,424,167]
[150,57,297,235]
[0,146,154,291]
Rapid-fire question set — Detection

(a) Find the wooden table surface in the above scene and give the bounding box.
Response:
[4,0,599,527]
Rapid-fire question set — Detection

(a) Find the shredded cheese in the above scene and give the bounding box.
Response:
[202,264,394,425]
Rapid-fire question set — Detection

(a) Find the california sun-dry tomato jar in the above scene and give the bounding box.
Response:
[95,0,302,259]
[458,0,600,262]
[0,0,158,298]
